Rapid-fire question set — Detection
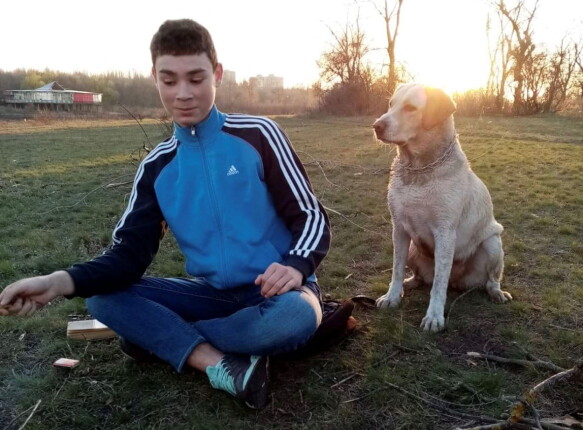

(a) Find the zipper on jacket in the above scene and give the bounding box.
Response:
[199,140,230,287]
[191,126,196,136]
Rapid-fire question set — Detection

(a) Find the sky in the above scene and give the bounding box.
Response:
[1,0,582,92]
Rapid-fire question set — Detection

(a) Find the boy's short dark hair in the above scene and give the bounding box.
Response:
[150,19,218,69]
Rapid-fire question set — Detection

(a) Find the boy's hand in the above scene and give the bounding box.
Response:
[0,271,74,317]
[255,263,302,298]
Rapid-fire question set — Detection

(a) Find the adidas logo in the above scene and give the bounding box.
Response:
[227,165,239,176]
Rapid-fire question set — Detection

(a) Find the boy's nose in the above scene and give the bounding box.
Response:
[176,82,194,100]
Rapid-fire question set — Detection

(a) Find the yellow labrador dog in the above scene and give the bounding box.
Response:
[373,83,512,332]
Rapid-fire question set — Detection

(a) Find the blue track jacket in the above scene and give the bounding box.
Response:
[66,106,331,298]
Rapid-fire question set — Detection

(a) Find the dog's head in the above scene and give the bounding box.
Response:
[373,83,456,145]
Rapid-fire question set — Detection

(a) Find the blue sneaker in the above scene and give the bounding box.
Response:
[206,354,270,409]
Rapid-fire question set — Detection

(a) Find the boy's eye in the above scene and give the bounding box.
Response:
[162,80,175,86]
[191,79,203,84]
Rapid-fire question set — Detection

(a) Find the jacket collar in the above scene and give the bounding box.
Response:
[173,105,224,142]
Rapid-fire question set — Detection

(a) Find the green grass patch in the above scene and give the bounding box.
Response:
[1,114,582,429]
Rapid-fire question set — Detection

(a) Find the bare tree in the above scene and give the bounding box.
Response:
[371,0,404,96]
[486,12,515,112]
[317,17,371,87]
[317,15,378,114]
[541,40,579,112]
[572,42,583,107]
[495,0,538,114]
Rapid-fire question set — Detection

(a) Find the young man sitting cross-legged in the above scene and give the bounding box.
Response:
[0,19,330,409]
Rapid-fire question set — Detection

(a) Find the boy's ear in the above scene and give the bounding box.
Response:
[151,66,158,83]
[214,63,223,86]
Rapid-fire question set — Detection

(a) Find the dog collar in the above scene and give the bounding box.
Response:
[397,134,458,173]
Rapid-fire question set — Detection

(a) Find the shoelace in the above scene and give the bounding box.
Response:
[212,360,237,395]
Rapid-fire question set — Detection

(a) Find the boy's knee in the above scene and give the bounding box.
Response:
[273,291,320,343]
[86,295,107,316]
[86,292,127,318]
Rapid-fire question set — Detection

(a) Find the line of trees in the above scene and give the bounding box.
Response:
[0,69,161,108]
[0,69,316,117]
[2,0,582,118]
[484,0,582,115]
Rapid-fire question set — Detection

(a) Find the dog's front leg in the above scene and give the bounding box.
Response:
[377,224,410,309]
[421,230,455,332]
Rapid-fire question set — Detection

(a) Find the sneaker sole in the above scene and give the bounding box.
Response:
[243,356,270,409]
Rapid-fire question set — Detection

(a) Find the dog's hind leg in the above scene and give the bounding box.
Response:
[481,235,512,303]
[404,244,432,288]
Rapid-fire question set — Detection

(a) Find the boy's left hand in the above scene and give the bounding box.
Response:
[255,263,302,298]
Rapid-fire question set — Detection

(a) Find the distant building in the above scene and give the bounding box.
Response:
[222,70,236,84]
[249,74,284,89]
[2,81,102,112]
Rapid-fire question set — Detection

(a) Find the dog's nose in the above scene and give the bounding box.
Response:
[373,121,385,137]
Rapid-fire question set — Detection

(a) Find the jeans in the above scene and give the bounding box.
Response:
[86,277,322,372]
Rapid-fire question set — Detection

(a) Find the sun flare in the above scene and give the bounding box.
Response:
[389,0,492,94]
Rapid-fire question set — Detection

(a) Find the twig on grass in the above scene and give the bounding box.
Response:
[446,287,480,323]
[17,399,41,430]
[310,368,324,380]
[453,421,531,430]
[466,351,566,373]
[105,180,133,188]
[38,173,135,215]
[381,382,500,424]
[549,324,578,332]
[119,104,152,153]
[52,375,70,402]
[455,362,583,430]
[4,403,36,430]
[526,402,543,430]
[323,205,388,236]
[343,381,500,423]
[342,387,385,404]
[330,372,360,388]
[296,151,341,188]
[518,417,572,430]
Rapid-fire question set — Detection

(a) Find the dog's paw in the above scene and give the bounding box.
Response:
[490,289,512,303]
[420,313,445,332]
[376,293,401,309]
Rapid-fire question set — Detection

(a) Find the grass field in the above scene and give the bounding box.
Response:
[0,113,582,429]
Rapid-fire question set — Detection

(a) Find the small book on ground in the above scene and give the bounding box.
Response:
[53,358,80,368]
[67,319,117,340]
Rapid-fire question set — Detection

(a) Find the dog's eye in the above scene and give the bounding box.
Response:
[403,104,417,112]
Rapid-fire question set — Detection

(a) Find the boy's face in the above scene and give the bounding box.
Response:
[152,53,223,127]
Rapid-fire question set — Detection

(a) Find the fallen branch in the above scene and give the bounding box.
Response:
[455,362,583,430]
[466,351,565,373]
[381,382,500,424]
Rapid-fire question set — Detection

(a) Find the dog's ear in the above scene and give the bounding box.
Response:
[422,87,456,130]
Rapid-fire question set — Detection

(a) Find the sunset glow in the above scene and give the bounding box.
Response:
[1,0,581,92]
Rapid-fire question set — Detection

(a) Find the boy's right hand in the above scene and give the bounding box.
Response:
[0,271,75,317]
